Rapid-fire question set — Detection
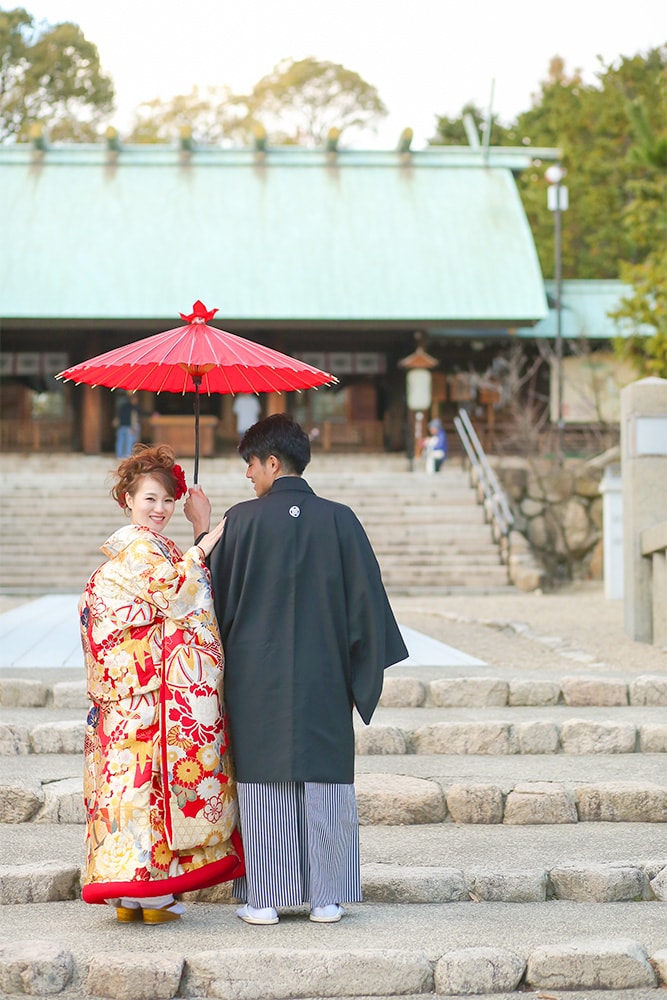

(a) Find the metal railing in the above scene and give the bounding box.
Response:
[454,408,514,549]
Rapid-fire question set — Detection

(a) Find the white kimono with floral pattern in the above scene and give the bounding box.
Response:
[79,524,243,904]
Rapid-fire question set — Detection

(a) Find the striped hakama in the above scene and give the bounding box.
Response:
[232,782,362,909]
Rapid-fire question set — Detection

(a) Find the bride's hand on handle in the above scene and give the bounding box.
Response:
[197,517,226,558]
[184,485,211,538]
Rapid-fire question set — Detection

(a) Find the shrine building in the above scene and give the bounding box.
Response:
[1,132,583,456]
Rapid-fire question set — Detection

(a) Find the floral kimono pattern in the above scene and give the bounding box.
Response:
[79,524,244,904]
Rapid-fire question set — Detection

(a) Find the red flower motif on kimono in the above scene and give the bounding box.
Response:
[173,756,204,789]
[190,682,211,699]
[168,689,220,747]
[151,840,172,872]
[203,795,224,823]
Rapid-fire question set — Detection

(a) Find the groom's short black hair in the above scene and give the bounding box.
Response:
[238,413,311,475]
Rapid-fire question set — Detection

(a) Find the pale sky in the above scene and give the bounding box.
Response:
[24,0,667,147]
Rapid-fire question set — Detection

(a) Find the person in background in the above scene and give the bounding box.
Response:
[232,393,261,440]
[185,414,408,926]
[79,444,243,924]
[113,390,140,459]
[423,418,448,473]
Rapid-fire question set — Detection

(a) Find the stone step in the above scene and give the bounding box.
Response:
[5,704,667,756]
[0,901,664,999]
[0,457,509,595]
[4,673,665,710]
[1,574,513,594]
[6,818,667,884]
[356,749,667,788]
[2,755,665,826]
[1,548,503,569]
[3,708,667,759]
[2,855,666,908]
[381,673,667,708]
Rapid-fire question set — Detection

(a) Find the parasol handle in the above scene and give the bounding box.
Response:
[192,374,202,485]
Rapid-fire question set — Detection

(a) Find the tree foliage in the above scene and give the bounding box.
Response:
[239,57,388,145]
[126,56,387,147]
[432,101,516,147]
[609,85,667,379]
[126,86,240,144]
[0,6,114,141]
[611,253,667,378]
[429,48,666,282]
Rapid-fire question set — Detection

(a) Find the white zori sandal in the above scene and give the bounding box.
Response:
[236,903,279,925]
[309,904,345,923]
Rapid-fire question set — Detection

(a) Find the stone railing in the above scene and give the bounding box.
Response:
[641,521,667,646]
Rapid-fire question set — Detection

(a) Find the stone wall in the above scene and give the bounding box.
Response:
[492,456,605,590]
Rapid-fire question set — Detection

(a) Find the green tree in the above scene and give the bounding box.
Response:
[428,49,666,283]
[431,101,516,147]
[126,85,241,144]
[0,6,114,141]
[127,56,388,147]
[610,90,667,378]
[239,56,388,145]
[611,254,667,378]
[516,49,666,280]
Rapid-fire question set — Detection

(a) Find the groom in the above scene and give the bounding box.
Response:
[185,413,407,924]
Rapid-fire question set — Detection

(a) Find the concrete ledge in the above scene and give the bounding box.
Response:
[3,774,667,827]
[0,938,665,996]
[575,782,667,823]
[3,860,667,905]
[630,675,667,705]
[87,952,185,1000]
[641,520,667,557]
[7,673,667,708]
[0,861,80,904]
[429,677,509,707]
[435,947,525,994]
[0,940,74,996]
[355,772,448,825]
[360,863,468,903]
[182,948,435,999]
[525,938,657,989]
[0,678,47,707]
[8,715,667,758]
[548,864,647,902]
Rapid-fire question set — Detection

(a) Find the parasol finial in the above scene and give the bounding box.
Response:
[179,300,219,323]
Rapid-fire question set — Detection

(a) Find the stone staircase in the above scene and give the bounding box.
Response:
[0,452,512,596]
[1,637,666,997]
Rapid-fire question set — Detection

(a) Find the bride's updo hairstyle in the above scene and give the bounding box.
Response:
[111,444,188,510]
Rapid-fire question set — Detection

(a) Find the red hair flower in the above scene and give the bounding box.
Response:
[172,464,187,500]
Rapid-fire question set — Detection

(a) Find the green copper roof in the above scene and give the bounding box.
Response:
[517,280,630,339]
[0,144,549,326]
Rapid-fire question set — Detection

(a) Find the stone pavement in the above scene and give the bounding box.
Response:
[0,582,666,998]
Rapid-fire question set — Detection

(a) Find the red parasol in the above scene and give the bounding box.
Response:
[56,300,337,482]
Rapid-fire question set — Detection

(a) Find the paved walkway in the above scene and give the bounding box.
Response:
[0,596,486,671]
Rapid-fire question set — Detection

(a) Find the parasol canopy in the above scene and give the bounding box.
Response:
[56,300,337,481]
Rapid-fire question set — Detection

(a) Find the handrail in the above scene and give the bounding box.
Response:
[454,408,514,539]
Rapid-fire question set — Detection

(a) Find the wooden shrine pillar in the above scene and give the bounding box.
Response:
[81,386,102,454]
[266,392,286,416]
[80,332,103,454]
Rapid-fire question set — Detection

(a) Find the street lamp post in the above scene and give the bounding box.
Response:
[545,164,568,463]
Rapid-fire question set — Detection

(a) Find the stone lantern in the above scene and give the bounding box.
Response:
[398,332,439,469]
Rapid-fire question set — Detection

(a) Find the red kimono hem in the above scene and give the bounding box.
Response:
[81,830,245,905]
